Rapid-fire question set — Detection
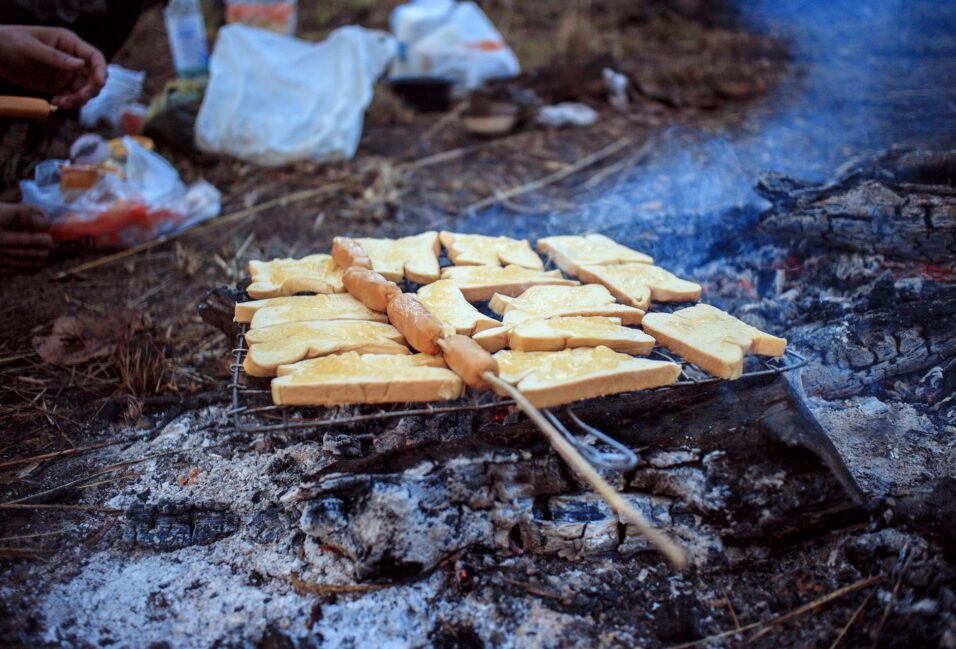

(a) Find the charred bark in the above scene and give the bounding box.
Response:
[757,148,956,261]
[294,377,862,579]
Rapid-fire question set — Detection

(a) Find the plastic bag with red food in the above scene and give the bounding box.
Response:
[20,137,220,249]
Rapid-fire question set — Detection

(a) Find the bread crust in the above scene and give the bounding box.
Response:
[243,320,408,377]
[247,254,345,299]
[488,284,644,325]
[416,280,500,336]
[439,231,543,270]
[440,265,578,301]
[271,352,463,406]
[537,234,653,275]
[577,263,701,310]
[234,295,386,326]
[355,231,441,283]
[641,304,787,379]
[492,347,680,408]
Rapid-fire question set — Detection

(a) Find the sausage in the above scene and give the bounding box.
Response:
[342,266,401,312]
[0,96,54,120]
[439,334,499,391]
[332,236,372,270]
[386,294,444,355]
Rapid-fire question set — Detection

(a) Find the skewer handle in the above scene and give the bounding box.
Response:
[484,371,689,570]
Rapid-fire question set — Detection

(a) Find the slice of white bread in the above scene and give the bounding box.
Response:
[234,294,387,327]
[489,284,645,325]
[440,265,578,301]
[641,304,787,380]
[354,231,441,283]
[247,254,345,299]
[537,234,653,275]
[417,280,500,336]
[272,352,464,406]
[474,316,656,354]
[492,346,680,408]
[244,321,409,377]
[576,263,702,310]
[439,231,544,270]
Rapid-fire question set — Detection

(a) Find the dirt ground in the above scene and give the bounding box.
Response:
[1,1,953,648]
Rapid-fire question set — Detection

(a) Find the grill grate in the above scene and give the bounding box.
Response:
[226,323,808,467]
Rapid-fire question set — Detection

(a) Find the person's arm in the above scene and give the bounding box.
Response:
[0,25,107,109]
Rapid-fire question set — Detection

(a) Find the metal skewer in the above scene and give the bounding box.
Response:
[481,370,689,570]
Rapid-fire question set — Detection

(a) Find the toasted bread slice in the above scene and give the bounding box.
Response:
[488,284,644,325]
[272,352,463,406]
[354,231,441,283]
[234,294,386,327]
[416,280,500,336]
[577,263,701,310]
[641,304,787,380]
[537,234,653,275]
[439,231,543,270]
[243,321,409,377]
[247,254,345,299]
[492,346,680,408]
[474,316,656,354]
[440,265,578,301]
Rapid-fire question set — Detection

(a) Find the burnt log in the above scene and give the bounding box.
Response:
[793,276,956,398]
[294,377,862,580]
[124,500,239,550]
[757,148,956,261]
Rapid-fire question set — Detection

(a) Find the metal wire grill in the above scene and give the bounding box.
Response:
[227,324,809,437]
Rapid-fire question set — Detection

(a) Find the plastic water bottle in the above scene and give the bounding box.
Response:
[164,0,209,78]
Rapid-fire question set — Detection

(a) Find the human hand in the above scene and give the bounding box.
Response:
[0,203,54,275]
[0,25,107,110]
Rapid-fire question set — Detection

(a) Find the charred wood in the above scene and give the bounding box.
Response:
[294,377,862,579]
[757,148,956,261]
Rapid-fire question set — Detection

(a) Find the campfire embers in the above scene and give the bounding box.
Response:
[293,376,862,579]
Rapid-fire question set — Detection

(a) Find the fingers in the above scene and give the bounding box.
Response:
[26,32,86,73]
[0,204,51,231]
[0,230,54,249]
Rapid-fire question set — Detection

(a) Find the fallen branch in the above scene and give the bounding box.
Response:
[462,137,633,213]
[55,183,344,279]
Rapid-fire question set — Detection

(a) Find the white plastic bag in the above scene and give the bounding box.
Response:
[390,0,520,89]
[80,65,146,128]
[195,25,396,166]
[20,137,220,248]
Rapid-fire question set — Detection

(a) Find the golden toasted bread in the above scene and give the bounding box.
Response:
[492,346,680,408]
[474,316,656,354]
[577,263,701,310]
[537,234,653,275]
[243,320,409,377]
[440,265,578,301]
[271,352,463,406]
[355,231,441,283]
[439,231,543,270]
[488,284,644,325]
[416,280,500,336]
[247,255,345,299]
[234,294,387,327]
[641,304,787,379]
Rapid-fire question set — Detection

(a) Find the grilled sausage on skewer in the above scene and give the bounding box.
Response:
[386,293,444,355]
[342,266,401,312]
[332,236,373,270]
[438,335,499,391]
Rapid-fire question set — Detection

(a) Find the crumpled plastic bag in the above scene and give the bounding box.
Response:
[195,24,397,166]
[20,137,221,249]
[80,65,146,128]
[390,0,520,89]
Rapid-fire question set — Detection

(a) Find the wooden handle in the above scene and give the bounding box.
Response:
[0,96,55,120]
[485,371,689,570]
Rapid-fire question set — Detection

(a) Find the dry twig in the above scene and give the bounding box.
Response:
[289,572,387,596]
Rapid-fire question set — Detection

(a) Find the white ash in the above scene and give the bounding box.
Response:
[807,395,956,494]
